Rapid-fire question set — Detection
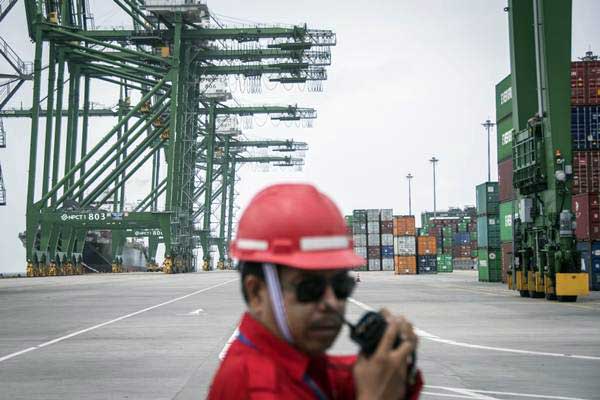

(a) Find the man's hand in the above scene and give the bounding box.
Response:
[353,309,418,400]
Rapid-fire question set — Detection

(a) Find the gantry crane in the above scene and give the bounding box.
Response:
[16,0,335,276]
[507,0,588,301]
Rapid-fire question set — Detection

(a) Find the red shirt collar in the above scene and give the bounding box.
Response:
[239,312,325,382]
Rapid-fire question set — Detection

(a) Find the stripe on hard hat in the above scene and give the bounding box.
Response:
[237,239,269,251]
[300,236,349,251]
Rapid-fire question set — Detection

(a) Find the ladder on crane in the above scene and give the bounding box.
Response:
[0,117,5,148]
[0,116,5,205]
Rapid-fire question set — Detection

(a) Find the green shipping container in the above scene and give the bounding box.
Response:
[478,248,501,268]
[437,254,453,272]
[495,74,512,121]
[469,231,477,241]
[478,266,503,282]
[458,222,467,232]
[499,201,519,242]
[496,117,514,162]
[476,182,499,216]
[477,216,501,248]
[345,215,354,226]
[478,248,502,282]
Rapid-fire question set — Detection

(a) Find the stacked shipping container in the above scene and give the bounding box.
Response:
[352,210,368,270]
[352,209,395,272]
[571,52,600,290]
[416,235,437,274]
[476,182,502,282]
[420,207,477,271]
[380,209,395,271]
[394,216,417,274]
[496,74,515,283]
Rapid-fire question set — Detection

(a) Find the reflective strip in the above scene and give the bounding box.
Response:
[236,239,268,251]
[300,235,349,251]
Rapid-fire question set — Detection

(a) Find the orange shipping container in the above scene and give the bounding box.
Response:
[417,236,437,255]
[394,256,417,275]
[393,216,416,236]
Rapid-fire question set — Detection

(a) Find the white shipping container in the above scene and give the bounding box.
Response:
[367,209,380,221]
[380,209,393,221]
[367,234,380,246]
[382,258,394,271]
[381,234,394,246]
[352,223,367,234]
[368,259,381,271]
[367,221,380,234]
[353,234,367,247]
[354,246,367,258]
[394,236,416,255]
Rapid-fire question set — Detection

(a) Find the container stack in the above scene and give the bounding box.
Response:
[367,209,381,271]
[393,215,417,275]
[352,210,368,271]
[476,182,502,282]
[571,51,600,291]
[495,74,517,283]
[420,207,477,271]
[417,235,437,274]
[380,209,395,271]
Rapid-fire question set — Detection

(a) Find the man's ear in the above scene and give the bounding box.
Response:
[244,274,267,311]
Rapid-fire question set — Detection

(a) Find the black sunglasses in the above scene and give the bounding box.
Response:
[284,272,356,303]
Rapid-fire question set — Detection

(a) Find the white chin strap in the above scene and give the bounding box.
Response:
[263,263,294,343]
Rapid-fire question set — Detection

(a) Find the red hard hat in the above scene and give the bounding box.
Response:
[230,183,365,270]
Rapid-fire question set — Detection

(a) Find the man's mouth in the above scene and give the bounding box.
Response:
[309,322,341,333]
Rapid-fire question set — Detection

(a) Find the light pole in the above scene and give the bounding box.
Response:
[429,157,439,220]
[406,173,413,216]
[482,119,495,182]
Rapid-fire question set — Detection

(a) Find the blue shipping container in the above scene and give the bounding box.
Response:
[571,106,600,150]
[381,246,394,258]
[453,232,470,245]
[577,241,600,290]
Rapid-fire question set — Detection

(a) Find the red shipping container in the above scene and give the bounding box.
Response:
[572,151,600,194]
[587,61,600,105]
[571,62,587,105]
[380,220,394,234]
[501,242,513,284]
[573,193,600,241]
[571,60,600,105]
[498,158,514,202]
[367,246,381,259]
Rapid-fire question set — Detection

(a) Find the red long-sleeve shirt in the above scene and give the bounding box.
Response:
[208,312,423,399]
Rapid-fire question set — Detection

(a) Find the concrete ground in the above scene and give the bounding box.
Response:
[0,270,599,400]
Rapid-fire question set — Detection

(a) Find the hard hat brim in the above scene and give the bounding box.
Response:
[232,248,366,271]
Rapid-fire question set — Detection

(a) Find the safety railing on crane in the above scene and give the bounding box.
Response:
[0,35,33,78]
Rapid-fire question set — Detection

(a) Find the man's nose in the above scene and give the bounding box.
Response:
[319,284,340,310]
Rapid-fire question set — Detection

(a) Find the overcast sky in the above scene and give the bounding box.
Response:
[1,1,599,273]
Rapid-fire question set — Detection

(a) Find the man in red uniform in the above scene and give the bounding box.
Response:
[208,184,422,399]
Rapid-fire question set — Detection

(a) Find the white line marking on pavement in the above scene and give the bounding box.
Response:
[219,327,239,360]
[0,278,238,364]
[348,297,375,311]
[188,308,204,315]
[426,386,590,400]
[421,392,493,400]
[347,297,600,361]
[441,387,500,400]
